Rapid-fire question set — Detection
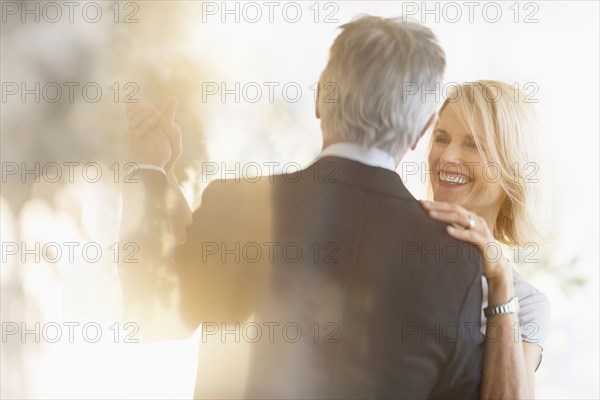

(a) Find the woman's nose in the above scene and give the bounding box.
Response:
[439,144,464,165]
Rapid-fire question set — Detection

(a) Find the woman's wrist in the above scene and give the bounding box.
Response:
[486,259,515,305]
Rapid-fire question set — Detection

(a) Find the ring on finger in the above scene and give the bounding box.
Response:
[465,213,476,230]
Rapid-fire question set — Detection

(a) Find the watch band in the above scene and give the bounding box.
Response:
[484,296,519,318]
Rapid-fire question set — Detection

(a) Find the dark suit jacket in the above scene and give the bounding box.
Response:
[120,156,484,399]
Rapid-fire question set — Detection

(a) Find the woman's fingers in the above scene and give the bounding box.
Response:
[134,115,161,136]
[422,201,489,244]
[126,103,159,120]
[446,225,482,244]
[421,200,505,270]
[129,109,159,131]
[126,102,155,112]
[419,200,462,213]
[428,209,473,229]
[421,200,483,231]
[126,103,146,118]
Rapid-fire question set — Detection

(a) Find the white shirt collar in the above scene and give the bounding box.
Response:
[315,142,397,172]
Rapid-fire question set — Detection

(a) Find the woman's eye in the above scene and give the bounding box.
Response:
[435,135,449,144]
[466,141,478,149]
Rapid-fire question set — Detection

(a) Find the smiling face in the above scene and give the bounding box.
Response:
[428,104,507,223]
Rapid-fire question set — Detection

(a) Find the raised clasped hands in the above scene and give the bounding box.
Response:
[125,97,192,244]
[125,96,183,180]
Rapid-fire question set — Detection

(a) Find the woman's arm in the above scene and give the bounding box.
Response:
[523,343,543,396]
[420,200,540,399]
[481,267,533,399]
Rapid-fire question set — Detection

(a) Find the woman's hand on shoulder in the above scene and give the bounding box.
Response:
[419,200,512,283]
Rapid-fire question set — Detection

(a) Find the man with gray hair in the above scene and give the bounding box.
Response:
[318,15,445,159]
[121,15,484,399]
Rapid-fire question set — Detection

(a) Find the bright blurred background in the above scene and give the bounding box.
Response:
[1,1,598,398]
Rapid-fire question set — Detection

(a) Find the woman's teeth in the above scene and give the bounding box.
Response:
[439,173,469,184]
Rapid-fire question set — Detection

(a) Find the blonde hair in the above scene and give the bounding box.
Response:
[435,81,549,247]
[319,15,446,155]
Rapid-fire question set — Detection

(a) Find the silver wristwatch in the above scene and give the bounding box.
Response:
[484,296,520,318]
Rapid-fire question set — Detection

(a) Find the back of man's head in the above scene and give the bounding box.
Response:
[318,16,445,157]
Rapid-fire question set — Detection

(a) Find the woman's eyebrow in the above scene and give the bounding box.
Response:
[433,128,448,135]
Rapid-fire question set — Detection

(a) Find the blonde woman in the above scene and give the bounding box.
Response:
[420,80,551,399]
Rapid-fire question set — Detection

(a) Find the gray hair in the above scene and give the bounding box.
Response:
[318,15,446,155]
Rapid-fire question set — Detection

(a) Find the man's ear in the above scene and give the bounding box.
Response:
[410,113,437,150]
[315,82,321,119]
